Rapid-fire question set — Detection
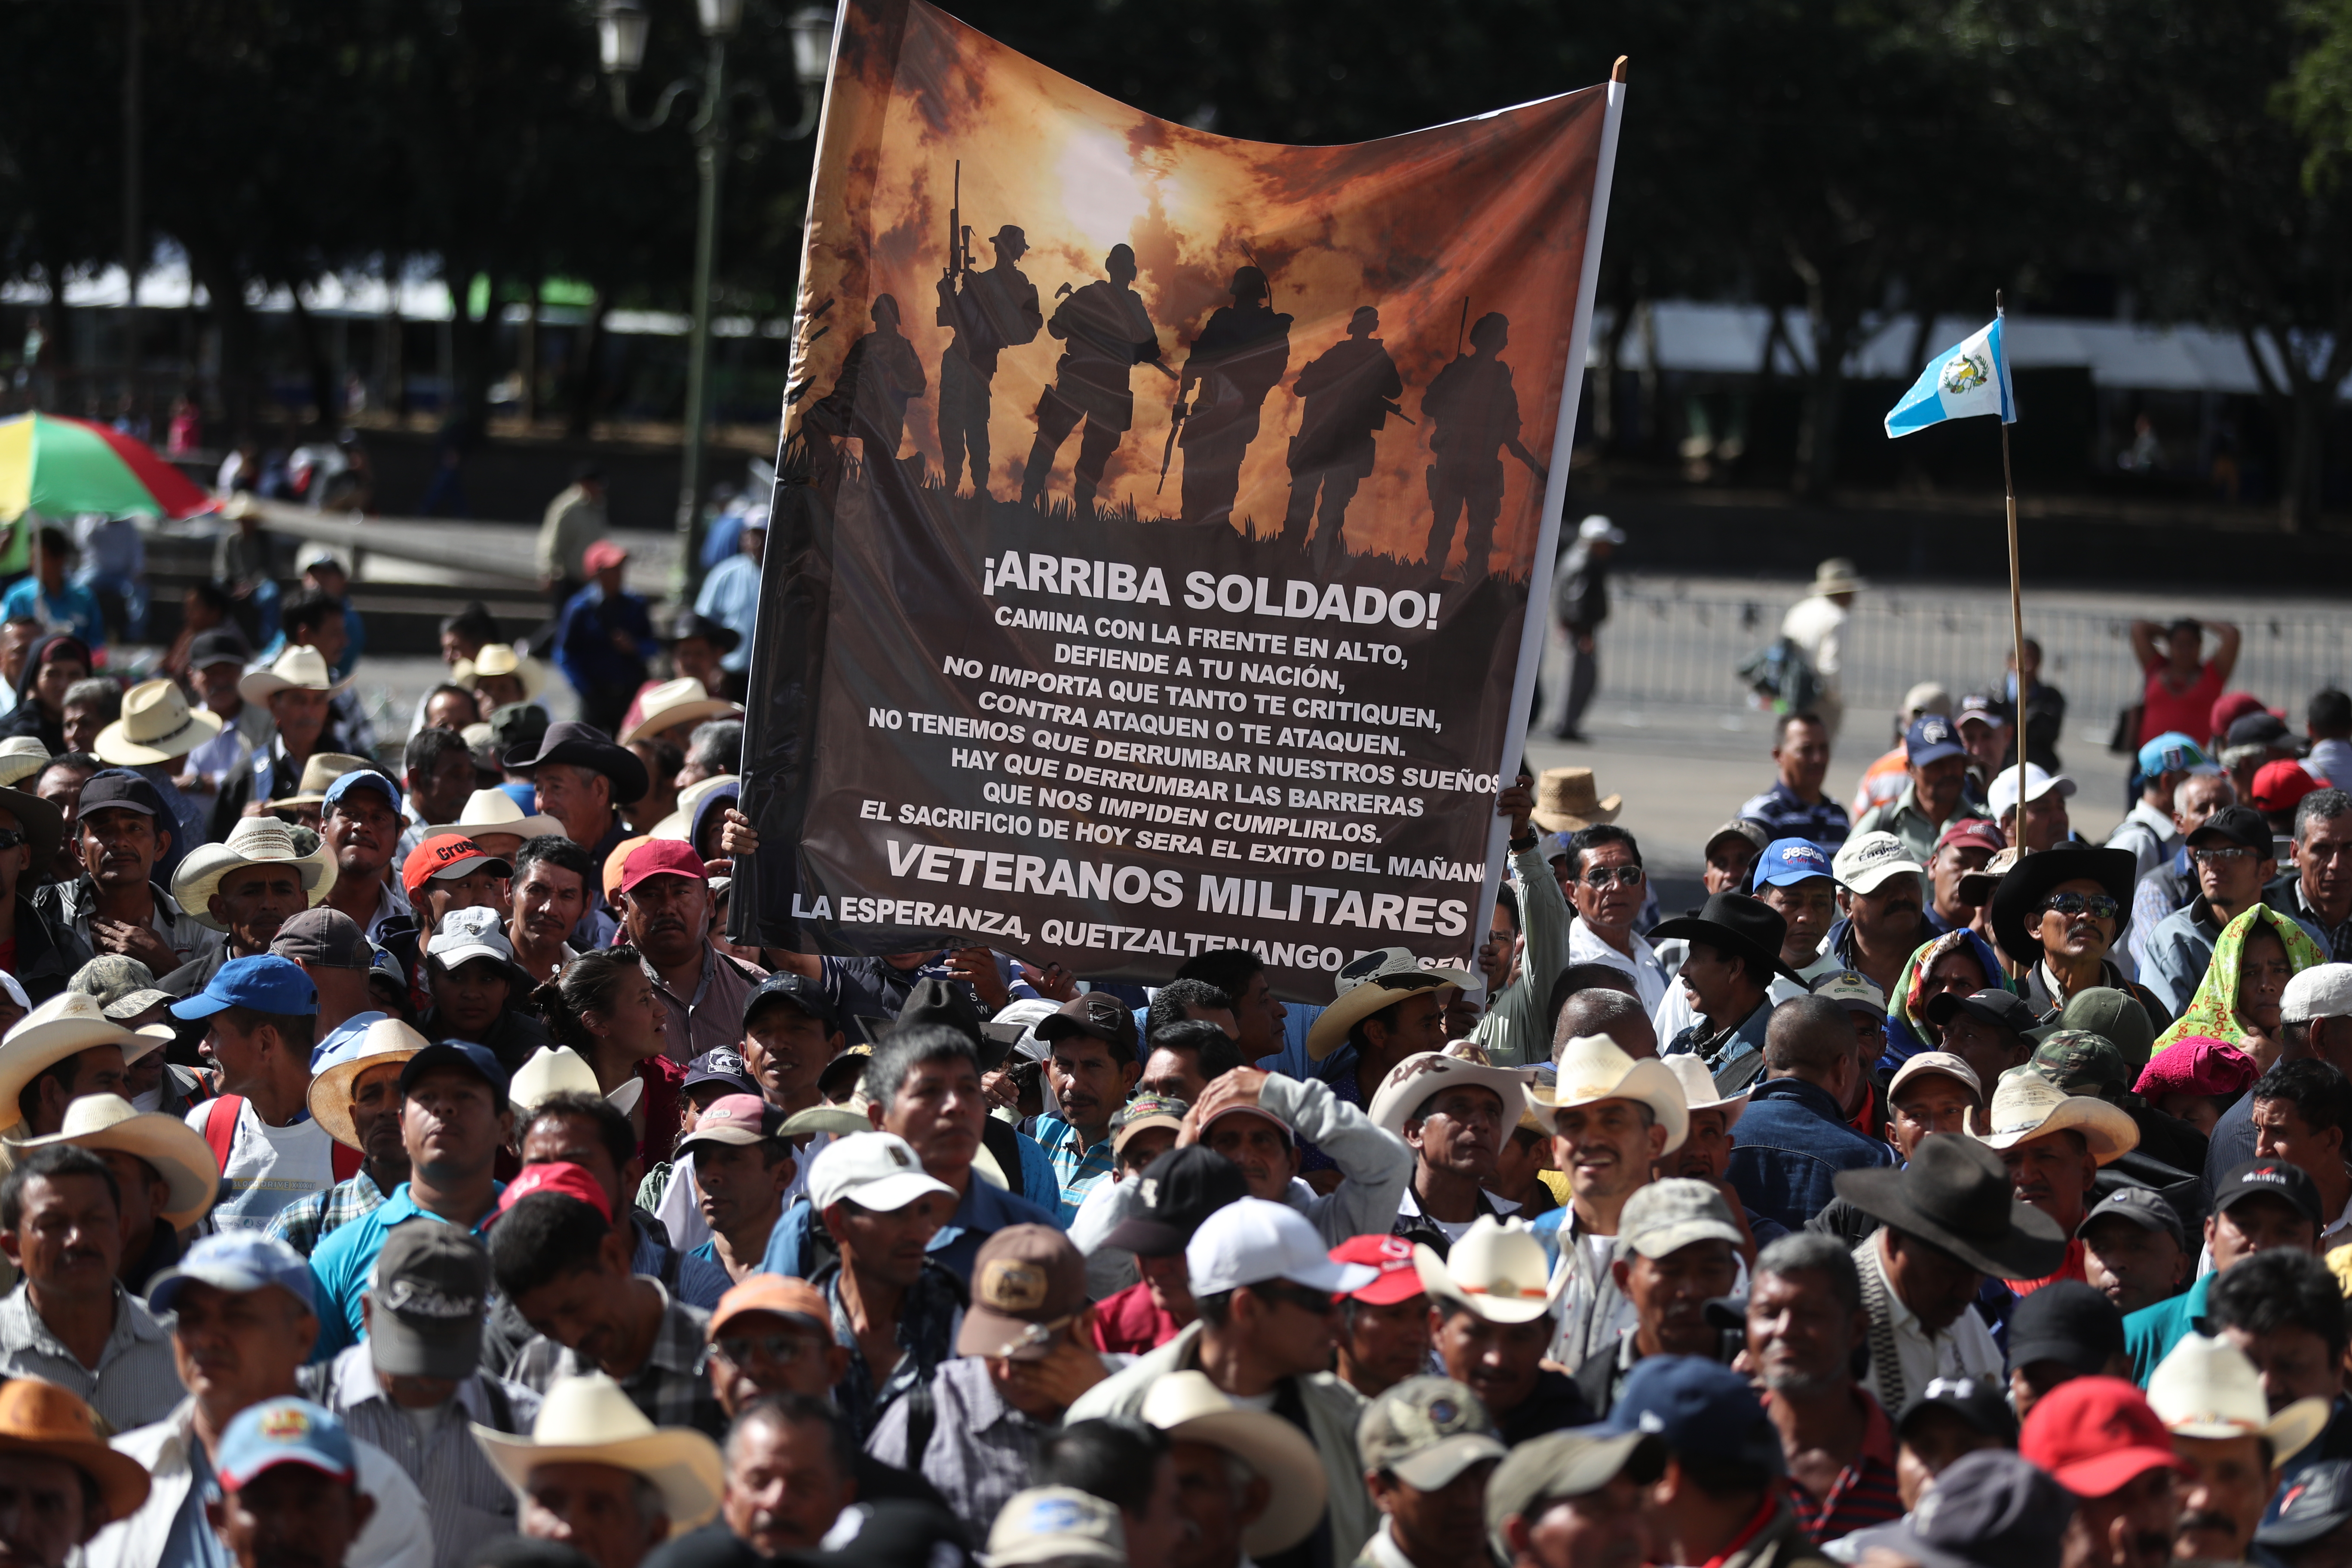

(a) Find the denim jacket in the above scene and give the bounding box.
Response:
[1725,1075,1897,1233]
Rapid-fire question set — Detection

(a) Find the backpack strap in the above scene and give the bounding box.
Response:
[901,1375,937,1470]
[202,1095,245,1173]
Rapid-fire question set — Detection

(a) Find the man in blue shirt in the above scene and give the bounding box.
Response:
[1032,992,1143,1222]
[1738,712,1850,848]
[693,511,765,690]
[307,1041,510,1356]
[555,540,656,736]
[2125,1158,2321,1384]
[1,527,104,652]
[1724,994,1896,1233]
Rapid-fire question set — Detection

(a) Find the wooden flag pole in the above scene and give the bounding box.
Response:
[1997,288,2030,858]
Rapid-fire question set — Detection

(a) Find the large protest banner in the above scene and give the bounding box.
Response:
[738,0,1626,1000]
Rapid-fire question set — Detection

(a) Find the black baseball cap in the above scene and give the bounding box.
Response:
[368,1224,491,1379]
[2257,1458,2352,1548]
[1895,1376,2019,1448]
[1036,992,1142,1063]
[742,971,837,1034]
[2187,806,2272,854]
[2077,1188,2187,1251]
[1102,1145,1248,1258]
[1924,988,2041,1035]
[2006,1280,2125,1376]
[2227,710,2293,748]
[684,1047,760,1097]
[398,1041,510,1112]
[2214,1158,2324,1229]
[1886,1449,2075,1568]
[187,628,252,669]
[78,769,168,819]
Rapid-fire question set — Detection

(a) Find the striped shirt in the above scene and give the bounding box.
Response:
[509,1278,726,1439]
[1769,1386,1902,1544]
[1033,1116,1117,1223]
[1737,780,1853,848]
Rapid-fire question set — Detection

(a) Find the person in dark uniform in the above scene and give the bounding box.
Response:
[1281,306,1404,573]
[1021,245,1165,518]
[811,294,927,472]
[1172,266,1292,528]
[936,225,1044,499]
[1422,312,1547,582]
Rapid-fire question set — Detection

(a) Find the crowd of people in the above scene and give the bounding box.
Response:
[0,532,2341,1568]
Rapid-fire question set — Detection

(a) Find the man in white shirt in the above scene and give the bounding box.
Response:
[1780,558,1859,741]
[1365,1052,1529,1247]
[172,956,334,1234]
[1831,1134,2066,1416]
[1560,827,1670,1015]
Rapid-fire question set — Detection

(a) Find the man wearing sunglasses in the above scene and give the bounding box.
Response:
[1988,845,2170,1026]
[2143,808,2300,1014]
[1561,825,1669,1016]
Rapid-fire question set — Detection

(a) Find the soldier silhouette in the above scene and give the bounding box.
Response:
[1021,243,1166,518]
[936,224,1043,498]
[809,293,928,473]
[1281,305,1403,572]
[1421,310,1546,581]
[1171,266,1292,527]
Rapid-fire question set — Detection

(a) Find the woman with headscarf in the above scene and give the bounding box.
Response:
[1880,925,2015,1068]
[0,633,91,752]
[2150,903,2328,1071]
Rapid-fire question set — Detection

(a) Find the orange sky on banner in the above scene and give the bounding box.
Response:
[788,0,1605,573]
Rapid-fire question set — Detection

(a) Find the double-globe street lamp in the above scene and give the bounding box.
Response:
[595,0,836,593]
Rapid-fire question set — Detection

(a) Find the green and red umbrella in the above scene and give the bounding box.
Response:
[0,411,212,524]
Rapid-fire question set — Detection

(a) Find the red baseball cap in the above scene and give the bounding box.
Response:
[2253,760,2326,814]
[1329,1234,1425,1305]
[493,1160,612,1224]
[621,837,709,895]
[1935,817,2004,857]
[583,540,630,575]
[401,834,508,902]
[2018,1375,2190,1498]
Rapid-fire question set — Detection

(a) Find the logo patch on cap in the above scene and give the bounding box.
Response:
[1427,1396,1458,1425]
[1136,1177,1160,1210]
[1025,1498,1087,1533]
[379,1281,478,1319]
[980,1259,1049,1311]
[886,1143,912,1168]
[260,1405,311,1442]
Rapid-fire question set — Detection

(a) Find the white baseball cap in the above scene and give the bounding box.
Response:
[1831,831,1925,895]
[1186,1197,1377,1299]
[425,905,517,971]
[2282,963,2352,1024]
[1988,763,2077,820]
[1810,969,1887,1017]
[806,1132,956,1214]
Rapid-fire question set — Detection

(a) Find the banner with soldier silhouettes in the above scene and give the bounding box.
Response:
[737,0,1625,999]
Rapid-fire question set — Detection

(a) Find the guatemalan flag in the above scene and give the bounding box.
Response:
[1884,313,2016,437]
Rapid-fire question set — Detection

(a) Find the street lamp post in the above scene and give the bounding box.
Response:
[595,0,833,596]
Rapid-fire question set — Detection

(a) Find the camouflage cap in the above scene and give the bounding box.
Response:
[1357,1375,1507,1490]
[1110,1093,1190,1157]
[1484,1428,1664,1560]
[1617,1177,1744,1262]
[2038,987,2156,1070]
[69,954,169,1019]
[2029,1030,2130,1100]
[487,701,549,756]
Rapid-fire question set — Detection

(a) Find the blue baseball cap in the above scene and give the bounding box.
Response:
[168,954,319,1021]
[323,768,404,811]
[1605,1355,1784,1474]
[148,1231,317,1317]
[216,1397,357,1489]
[1751,838,1834,890]
[398,1040,510,1110]
[1905,715,1968,768]
[2136,732,2220,780]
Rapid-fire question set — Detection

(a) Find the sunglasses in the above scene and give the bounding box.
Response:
[2039,891,2119,921]
[0,829,21,851]
[1252,1280,1339,1317]
[1578,864,1646,889]
[707,1332,820,1369]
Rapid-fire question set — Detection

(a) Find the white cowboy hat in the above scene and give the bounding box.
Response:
[20,1092,220,1227]
[508,1044,644,1118]
[1304,947,1478,1061]
[237,645,352,704]
[306,1018,432,1151]
[1366,1051,1530,1139]
[472,1373,722,1537]
[453,644,548,701]
[171,817,339,932]
[0,737,49,790]
[621,678,741,746]
[94,679,223,767]
[0,993,159,1134]
[1413,1216,1568,1325]
[1966,1070,2138,1167]
[261,752,377,813]
[2148,1332,2330,1463]
[1661,1053,1748,1128]
[1530,1035,1690,1155]
[428,786,566,844]
[650,773,740,842]
[1809,557,1865,596]
[1139,1371,1329,1556]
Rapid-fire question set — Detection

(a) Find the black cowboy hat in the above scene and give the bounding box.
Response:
[892,976,1013,1072]
[0,786,65,869]
[1646,892,1804,986]
[1986,845,2136,967]
[1834,1134,2066,1280]
[499,719,649,802]
[663,609,742,655]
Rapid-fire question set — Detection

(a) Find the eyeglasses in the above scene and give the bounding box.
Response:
[1579,864,1646,889]
[2039,891,2119,921]
[707,1332,817,1369]
[2191,846,2257,866]
[1252,1280,1339,1317]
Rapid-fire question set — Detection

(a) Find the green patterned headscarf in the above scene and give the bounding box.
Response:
[2150,903,2328,1057]
[1884,926,2016,1064]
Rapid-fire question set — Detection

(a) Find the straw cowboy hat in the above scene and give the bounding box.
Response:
[1366,1051,1530,1139]
[0,786,65,870]
[1139,1371,1328,1556]
[262,753,377,813]
[0,992,159,1134]
[2147,1332,2331,1464]
[429,786,566,844]
[454,643,548,701]
[1529,768,1621,834]
[1303,946,1479,1062]
[307,1018,432,1150]
[95,678,223,767]
[1414,1216,1567,1325]
[238,645,352,704]
[172,816,339,931]
[1967,1069,2138,1166]
[622,678,742,746]
[472,1372,723,1537]
[1809,557,1865,596]
[1661,1053,1748,1128]
[0,737,49,790]
[21,1092,220,1228]
[1529,1034,1690,1155]
[0,1378,151,1526]
[508,1044,645,1118]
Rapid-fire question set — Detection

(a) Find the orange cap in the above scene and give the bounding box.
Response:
[710,1274,834,1341]
[602,835,652,905]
